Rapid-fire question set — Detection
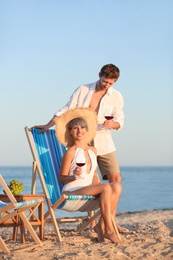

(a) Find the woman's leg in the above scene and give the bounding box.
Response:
[63,182,109,196]
[65,183,121,244]
[93,182,122,243]
[99,185,121,244]
[93,217,105,242]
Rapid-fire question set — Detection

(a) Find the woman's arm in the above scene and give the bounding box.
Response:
[59,149,74,184]
[59,148,82,184]
[59,174,77,184]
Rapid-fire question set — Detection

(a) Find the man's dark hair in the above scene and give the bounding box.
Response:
[99,64,120,79]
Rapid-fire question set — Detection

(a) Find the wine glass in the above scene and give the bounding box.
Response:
[104,108,114,120]
[76,162,86,167]
[104,114,114,120]
[76,155,86,178]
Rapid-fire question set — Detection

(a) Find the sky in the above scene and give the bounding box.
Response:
[0,0,173,167]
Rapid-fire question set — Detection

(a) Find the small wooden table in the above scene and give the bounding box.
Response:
[0,194,44,243]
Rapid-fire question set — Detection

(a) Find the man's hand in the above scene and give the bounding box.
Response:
[31,116,58,133]
[31,124,49,133]
[102,120,120,130]
[102,120,114,129]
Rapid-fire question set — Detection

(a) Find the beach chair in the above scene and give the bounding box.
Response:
[25,127,104,242]
[0,174,42,253]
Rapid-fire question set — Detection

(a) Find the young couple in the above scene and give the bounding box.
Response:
[32,64,125,239]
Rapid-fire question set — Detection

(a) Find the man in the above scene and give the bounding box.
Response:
[33,64,124,230]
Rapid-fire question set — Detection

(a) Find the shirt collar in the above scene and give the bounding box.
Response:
[107,87,113,95]
[90,82,97,91]
[90,82,113,95]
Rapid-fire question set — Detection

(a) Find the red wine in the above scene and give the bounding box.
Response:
[76,163,85,167]
[105,116,114,120]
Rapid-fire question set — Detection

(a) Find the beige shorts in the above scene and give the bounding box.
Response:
[97,152,120,180]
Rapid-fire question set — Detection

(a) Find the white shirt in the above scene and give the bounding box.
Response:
[55,82,124,155]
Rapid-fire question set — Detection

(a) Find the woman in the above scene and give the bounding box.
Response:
[56,107,122,245]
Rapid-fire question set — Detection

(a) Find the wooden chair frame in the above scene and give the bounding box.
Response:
[0,174,42,253]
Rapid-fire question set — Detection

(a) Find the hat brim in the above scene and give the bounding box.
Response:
[55,107,98,147]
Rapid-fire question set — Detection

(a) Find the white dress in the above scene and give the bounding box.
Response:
[62,147,97,192]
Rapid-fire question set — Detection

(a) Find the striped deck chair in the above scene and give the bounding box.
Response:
[0,174,42,253]
[25,127,100,242]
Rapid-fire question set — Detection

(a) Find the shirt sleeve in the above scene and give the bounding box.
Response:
[54,86,81,117]
[113,93,124,130]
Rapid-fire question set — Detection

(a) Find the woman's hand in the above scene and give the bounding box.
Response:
[73,166,82,179]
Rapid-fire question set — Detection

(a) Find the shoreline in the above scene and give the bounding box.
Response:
[1,208,173,259]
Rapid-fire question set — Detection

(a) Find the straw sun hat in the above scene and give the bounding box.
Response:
[55,107,98,147]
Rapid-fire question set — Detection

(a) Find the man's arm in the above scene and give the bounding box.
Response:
[32,85,86,133]
[32,115,59,133]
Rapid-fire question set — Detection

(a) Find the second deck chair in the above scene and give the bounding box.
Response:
[25,127,103,242]
[0,174,42,253]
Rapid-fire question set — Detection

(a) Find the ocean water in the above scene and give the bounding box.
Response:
[0,166,173,218]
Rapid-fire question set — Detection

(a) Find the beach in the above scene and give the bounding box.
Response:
[1,209,173,260]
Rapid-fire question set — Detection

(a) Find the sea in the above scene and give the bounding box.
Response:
[0,166,173,218]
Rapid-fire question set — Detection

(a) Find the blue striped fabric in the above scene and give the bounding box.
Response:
[31,129,99,211]
[32,129,66,204]
[58,195,99,212]
[67,195,98,200]
[0,199,41,209]
[15,199,42,208]
[0,200,7,208]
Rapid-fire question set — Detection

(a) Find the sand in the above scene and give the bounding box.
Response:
[0,209,173,260]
